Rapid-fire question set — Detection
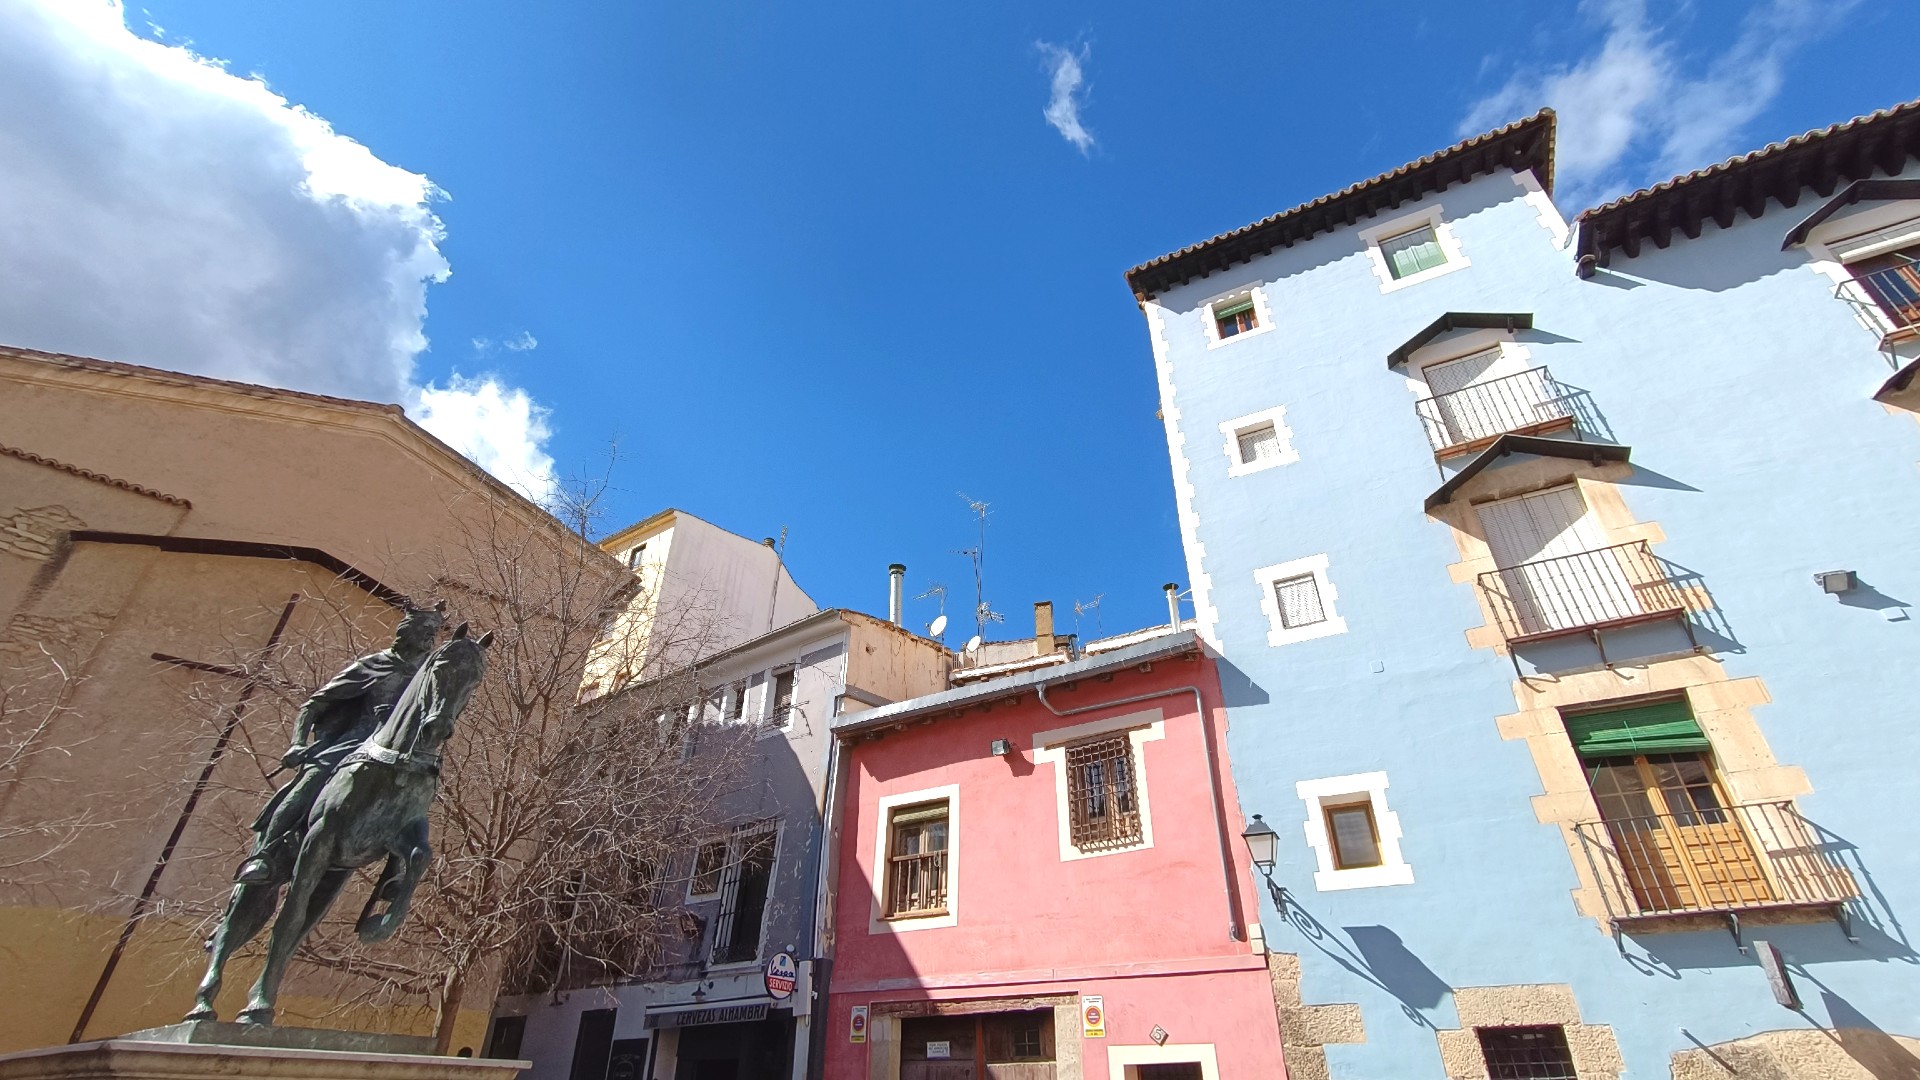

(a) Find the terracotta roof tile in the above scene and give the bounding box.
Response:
[0,443,191,507]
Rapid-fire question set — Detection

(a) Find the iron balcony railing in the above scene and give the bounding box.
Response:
[886,849,947,917]
[1415,367,1577,453]
[1835,261,1920,352]
[1478,541,1688,644]
[1574,800,1858,922]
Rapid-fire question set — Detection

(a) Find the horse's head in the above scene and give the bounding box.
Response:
[382,623,493,758]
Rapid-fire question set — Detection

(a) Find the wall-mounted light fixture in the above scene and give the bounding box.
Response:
[1815,570,1858,595]
[1240,814,1285,907]
[990,738,1013,757]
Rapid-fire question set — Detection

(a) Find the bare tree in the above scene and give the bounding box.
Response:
[0,631,100,878]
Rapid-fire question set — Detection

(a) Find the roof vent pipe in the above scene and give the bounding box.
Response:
[888,563,906,626]
[1164,583,1182,629]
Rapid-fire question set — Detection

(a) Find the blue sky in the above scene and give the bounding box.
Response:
[5,0,1912,642]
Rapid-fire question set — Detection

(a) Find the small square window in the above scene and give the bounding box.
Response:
[1380,224,1448,279]
[1325,802,1382,870]
[1477,1026,1578,1080]
[1214,298,1258,339]
[1273,575,1326,629]
[626,542,646,570]
[689,840,727,897]
[1236,423,1283,465]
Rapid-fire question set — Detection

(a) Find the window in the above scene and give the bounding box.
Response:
[1379,224,1447,279]
[1255,554,1347,647]
[1272,575,1326,629]
[710,826,776,964]
[626,543,646,570]
[1214,298,1258,339]
[1847,244,1920,332]
[724,683,745,722]
[1477,1026,1578,1080]
[1236,423,1282,465]
[885,801,949,917]
[1064,734,1143,851]
[767,667,795,729]
[688,840,726,898]
[1218,406,1298,476]
[1297,771,1413,891]
[1324,801,1382,870]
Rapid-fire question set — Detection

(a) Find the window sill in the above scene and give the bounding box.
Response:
[1313,862,1414,892]
[1377,256,1469,294]
[880,909,949,922]
[1206,323,1275,350]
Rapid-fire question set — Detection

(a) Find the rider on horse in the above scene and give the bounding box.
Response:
[236,600,446,885]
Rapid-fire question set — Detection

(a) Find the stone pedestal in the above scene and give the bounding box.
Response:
[0,1025,527,1080]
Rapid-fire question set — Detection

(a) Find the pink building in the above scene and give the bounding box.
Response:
[819,629,1286,1080]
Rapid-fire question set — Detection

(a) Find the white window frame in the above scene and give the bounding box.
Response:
[1031,708,1165,862]
[1218,405,1299,477]
[1360,205,1469,293]
[706,819,782,971]
[1107,1043,1220,1080]
[1254,553,1347,647]
[686,838,728,901]
[1200,284,1275,349]
[869,784,959,934]
[1297,771,1413,891]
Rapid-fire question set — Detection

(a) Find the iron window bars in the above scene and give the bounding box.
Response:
[1065,734,1144,851]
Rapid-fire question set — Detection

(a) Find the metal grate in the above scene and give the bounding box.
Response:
[1237,423,1282,464]
[1274,575,1326,629]
[1414,367,1576,452]
[1476,541,1687,642]
[1065,735,1143,851]
[1478,1026,1578,1080]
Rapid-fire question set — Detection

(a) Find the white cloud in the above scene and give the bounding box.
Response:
[0,0,557,498]
[473,330,538,356]
[410,375,555,501]
[1037,41,1095,154]
[1462,0,1846,208]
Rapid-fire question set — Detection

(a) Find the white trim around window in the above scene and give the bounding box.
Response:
[1201,284,1275,349]
[1031,708,1165,862]
[868,784,959,934]
[1107,1043,1220,1080]
[1297,771,1413,891]
[1254,553,1347,647]
[1359,205,1469,293]
[1218,405,1299,477]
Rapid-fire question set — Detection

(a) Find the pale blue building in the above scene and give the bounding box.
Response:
[1124,100,1920,1078]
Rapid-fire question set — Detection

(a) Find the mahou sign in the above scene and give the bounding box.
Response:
[765,952,798,1000]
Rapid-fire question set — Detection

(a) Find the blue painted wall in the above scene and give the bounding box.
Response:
[1145,162,1920,1075]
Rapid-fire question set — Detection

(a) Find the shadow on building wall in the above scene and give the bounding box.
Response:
[1275,890,1451,1029]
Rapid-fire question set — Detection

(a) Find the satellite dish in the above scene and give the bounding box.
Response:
[964,635,983,655]
[928,614,948,638]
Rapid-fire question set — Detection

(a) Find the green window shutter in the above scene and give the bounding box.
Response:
[1564,699,1710,758]
[889,802,949,826]
[1215,300,1255,319]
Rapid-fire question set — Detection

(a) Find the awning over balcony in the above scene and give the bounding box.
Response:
[1875,355,1920,404]
[1781,179,1920,249]
[1387,311,1533,368]
[1423,433,1631,512]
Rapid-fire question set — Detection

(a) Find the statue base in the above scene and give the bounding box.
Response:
[0,1025,526,1080]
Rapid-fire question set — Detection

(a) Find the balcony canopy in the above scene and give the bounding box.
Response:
[1424,433,1630,512]
[1781,179,1920,249]
[1387,312,1533,368]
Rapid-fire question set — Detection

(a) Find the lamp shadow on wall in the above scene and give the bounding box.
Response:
[1275,891,1449,1029]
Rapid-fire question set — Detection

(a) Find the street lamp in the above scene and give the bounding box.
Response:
[1240,814,1284,906]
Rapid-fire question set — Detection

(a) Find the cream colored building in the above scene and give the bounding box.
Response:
[0,344,609,1052]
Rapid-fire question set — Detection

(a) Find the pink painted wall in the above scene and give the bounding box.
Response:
[823,645,1286,1077]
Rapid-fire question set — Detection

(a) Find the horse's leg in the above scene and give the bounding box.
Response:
[358,817,429,944]
[295,868,352,943]
[239,828,335,1024]
[184,880,278,1021]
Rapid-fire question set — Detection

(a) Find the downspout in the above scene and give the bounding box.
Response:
[808,728,852,1080]
[1035,670,1244,943]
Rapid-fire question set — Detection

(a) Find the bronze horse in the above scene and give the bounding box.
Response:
[187,623,492,1024]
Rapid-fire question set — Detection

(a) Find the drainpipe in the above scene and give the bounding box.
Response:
[1163,583,1181,629]
[888,564,906,626]
[1035,661,1244,943]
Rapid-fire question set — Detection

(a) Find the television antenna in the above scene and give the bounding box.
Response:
[954,492,1002,639]
[1073,594,1105,638]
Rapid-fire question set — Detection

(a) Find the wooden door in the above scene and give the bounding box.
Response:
[1479,486,1628,633]
[1585,753,1770,913]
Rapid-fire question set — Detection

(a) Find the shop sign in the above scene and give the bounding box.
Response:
[926,1041,951,1059]
[642,1002,769,1029]
[765,952,798,1000]
[1081,995,1105,1038]
[850,1005,869,1044]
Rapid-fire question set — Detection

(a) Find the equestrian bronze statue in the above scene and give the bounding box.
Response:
[186,607,492,1025]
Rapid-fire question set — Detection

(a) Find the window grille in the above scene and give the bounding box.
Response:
[1380,224,1448,279]
[1274,575,1326,629]
[886,802,949,916]
[1237,423,1282,465]
[768,668,795,729]
[1065,734,1143,851]
[711,827,776,964]
[1477,1026,1579,1080]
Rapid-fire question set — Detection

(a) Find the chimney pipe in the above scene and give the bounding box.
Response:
[1164,583,1182,629]
[888,564,906,626]
[1034,600,1056,654]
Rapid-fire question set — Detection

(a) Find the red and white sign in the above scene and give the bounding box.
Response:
[764,952,798,1000]
[1081,995,1105,1038]
[850,1005,869,1044]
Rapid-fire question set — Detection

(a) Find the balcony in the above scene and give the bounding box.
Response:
[1834,260,1920,355]
[1574,800,1859,943]
[1477,541,1694,664]
[1414,367,1582,456]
